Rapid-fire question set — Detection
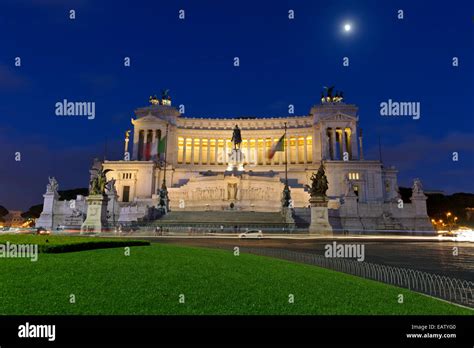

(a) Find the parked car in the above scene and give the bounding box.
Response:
[453,229,474,242]
[238,229,263,239]
[36,227,51,235]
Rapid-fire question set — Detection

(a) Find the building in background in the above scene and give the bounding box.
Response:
[36,90,434,233]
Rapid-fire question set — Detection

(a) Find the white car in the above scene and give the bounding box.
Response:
[238,229,263,239]
[454,230,474,242]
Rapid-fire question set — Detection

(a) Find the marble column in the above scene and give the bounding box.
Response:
[198,139,203,165]
[263,138,267,165]
[224,139,228,165]
[254,139,258,165]
[331,128,337,160]
[351,128,359,159]
[341,130,347,160]
[206,138,211,164]
[279,137,283,165]
[151,129,156,161]
[143,129,147,161]
[146,129,153,160]
[182,137,187,164]
[294,136,299,164]
[314,127,320,161]
[132,129,139,160]
[137,130,145,161]
[303,136,308,164]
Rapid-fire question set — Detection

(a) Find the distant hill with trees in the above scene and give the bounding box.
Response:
[20,188,89,219]
[0,205,9,223]
[399,187,474,226]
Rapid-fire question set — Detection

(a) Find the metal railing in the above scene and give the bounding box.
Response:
[240,247,474,308]
[103,224,439,236]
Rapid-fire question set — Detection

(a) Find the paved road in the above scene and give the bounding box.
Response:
[149,237,474,281]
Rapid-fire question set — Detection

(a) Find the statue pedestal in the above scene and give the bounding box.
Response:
[226,149,244,171]
[106,192,120,225]
[36,191,59,230]
[308,197,333,235]
[81,194,109,233]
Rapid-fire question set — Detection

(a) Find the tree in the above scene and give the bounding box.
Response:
[0,205,8,217]
[0,205,8,223]
[58,188,88,201]
[21,204,44,219]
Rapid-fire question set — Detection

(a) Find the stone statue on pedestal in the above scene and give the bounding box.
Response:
[306,164,332,235]
[227,125,244,171]
[158,182,170,213]
[46,177,59,194]
[36,177,60,230]
[231,125,242,150]
[89,158,102,192]
[81,168,113,234]
[105,178,117,196]
[412,178,424,196]
[305,164,329,200]
[89,168,113,195]
[410,178,431,227]
[227,183,238,200]
[124,130,131,155]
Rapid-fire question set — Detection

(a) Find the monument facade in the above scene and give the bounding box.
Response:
[36,89,434,233]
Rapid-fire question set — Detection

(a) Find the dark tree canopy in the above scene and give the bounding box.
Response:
[398,187,474,226]
[58,188,89,201]
[0,205,8,217]
[21,188,88,220]
[21,204,44,219]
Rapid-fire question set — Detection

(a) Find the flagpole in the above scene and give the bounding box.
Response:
[284,122,288,185]
[160,123,170,213]
[163,123,169,186]
[282,122,291,208]
[378,135,383,166]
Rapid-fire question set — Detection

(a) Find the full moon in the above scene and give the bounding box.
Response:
[344,23,351,32]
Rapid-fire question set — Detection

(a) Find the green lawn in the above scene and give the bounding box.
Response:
[0,241,471,315]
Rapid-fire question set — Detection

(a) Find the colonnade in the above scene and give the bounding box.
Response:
[136,129,162,161]
[326,127,356,160]
[177,135,313,165]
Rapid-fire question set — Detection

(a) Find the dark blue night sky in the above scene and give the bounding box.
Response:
[1,0,473,210]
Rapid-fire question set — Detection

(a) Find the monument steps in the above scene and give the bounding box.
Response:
[151,211,287,226]
[292,208,311,227]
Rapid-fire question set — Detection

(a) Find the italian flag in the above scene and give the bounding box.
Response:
[145,142,151,160]
[268,134,285,159]
[158,136,167,161]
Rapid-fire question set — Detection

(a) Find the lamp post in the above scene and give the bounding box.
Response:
[445,212,458,233]
[281,122,292,208]
[159,124,170,213]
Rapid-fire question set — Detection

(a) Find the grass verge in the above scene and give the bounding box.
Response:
[0,240,471,315]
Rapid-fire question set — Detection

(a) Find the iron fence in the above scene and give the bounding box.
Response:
[239,247,474,308]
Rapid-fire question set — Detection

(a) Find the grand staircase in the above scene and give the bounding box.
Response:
[149,211,289,230]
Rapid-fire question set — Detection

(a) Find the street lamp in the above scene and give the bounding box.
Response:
[445,212,457,233]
